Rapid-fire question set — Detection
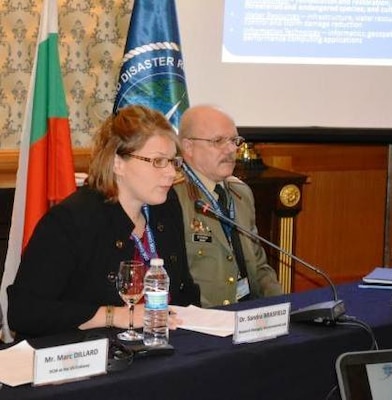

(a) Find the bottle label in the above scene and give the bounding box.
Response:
[144,291,168,311]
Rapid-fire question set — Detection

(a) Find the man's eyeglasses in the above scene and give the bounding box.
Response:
[124,153,183,169]
[187,136,245,148]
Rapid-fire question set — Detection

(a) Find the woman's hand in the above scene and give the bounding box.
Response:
[168,308,183,330]
[118,305,183,330]
[79,304,182,331]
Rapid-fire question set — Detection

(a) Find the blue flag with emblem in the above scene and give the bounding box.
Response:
[113,0,189,129]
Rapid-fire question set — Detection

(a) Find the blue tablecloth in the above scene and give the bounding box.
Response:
[1,282,391,400]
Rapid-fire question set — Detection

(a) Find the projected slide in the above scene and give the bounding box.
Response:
[223,0,392,65]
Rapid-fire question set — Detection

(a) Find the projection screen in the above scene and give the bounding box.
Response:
[176,0,392,142]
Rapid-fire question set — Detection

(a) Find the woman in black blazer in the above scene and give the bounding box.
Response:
[7,105,200,339]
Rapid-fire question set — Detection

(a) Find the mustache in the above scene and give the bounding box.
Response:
[220,156,236,163]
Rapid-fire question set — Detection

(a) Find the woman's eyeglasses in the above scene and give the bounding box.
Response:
[124,153,183,169]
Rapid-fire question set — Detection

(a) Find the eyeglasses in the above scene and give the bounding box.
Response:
[187,136,245,148]
[125,153,183,169]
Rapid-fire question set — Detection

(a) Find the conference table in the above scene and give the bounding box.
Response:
[1,282,392,400]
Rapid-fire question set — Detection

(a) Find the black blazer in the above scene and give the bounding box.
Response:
[7,186,200,338]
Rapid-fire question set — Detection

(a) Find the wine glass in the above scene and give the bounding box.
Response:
[116,260,146,341]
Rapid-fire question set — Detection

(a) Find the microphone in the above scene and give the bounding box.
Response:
[194,199,346,325]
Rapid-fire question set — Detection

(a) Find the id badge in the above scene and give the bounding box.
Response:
[192,233,212,243]
[236,277,250,300]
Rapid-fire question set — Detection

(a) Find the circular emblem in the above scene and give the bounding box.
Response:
[279,184,301,207]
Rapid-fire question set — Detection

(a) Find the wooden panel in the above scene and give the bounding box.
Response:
[384,147,392,268]
[0,148,90,188]
[1,144,389,294]
[0,150,18,188]
[257,143,388,171]
[257,144,388,292]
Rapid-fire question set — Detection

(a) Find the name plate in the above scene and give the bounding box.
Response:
[33,338,108,386]
[233,302,290,344]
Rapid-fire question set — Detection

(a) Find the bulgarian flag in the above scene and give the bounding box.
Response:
[0,0,76,342]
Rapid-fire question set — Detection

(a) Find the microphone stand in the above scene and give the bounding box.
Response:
[195,200,346,324]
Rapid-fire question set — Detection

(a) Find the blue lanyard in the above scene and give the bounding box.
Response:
[182,163,235,240]
[130,204,157,262]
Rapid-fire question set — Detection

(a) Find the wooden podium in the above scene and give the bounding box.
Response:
[235,146,307,293]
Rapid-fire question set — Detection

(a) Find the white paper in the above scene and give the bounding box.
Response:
[0,340,34,386]
[170,305,235,337]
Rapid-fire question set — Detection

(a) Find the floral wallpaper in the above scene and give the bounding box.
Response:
[0,0,134,149]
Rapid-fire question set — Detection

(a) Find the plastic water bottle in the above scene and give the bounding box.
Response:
[143,258,170,346]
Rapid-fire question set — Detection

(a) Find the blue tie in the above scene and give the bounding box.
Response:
[214,184,248,283]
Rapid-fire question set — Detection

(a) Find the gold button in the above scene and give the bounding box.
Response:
[223,300,230,306]
[226,255,233,261]
[228,276,235,284]
[197,249,203,256]
[115,240,123,249]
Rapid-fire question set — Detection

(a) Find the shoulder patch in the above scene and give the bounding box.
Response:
[227,175,245,185]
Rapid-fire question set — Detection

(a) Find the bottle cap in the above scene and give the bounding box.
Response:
[150,258,164,267]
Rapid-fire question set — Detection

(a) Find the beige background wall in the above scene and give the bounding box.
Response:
[0,0,135,149]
